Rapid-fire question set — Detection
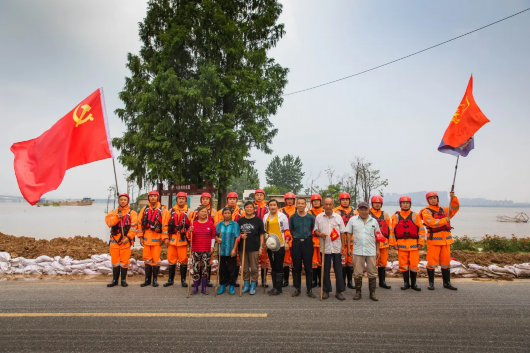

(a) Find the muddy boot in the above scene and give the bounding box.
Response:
[410,271,421,291]
[378,267,391,289]
[140,265,152,287]
[152,266,159,287]
[164,265,176,287]
[180,264,188,288]
[369,278,378,301]
[206,267,213,287]
[201,277,209,295]
[261,268,269,288]
[282,266,290,287]
[427,269,435,290]
[442,268,457,290]
[120,267,128,287]
[107,266,120,287]
[353,277,362,300]
[401,271,411,290]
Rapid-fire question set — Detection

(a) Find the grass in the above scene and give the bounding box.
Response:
[452,235,530,253]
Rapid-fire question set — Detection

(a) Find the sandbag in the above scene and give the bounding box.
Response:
[72,259,93,265]
[91,254,110,262]
[0,262,9,274]
[35,255,54,263]
[24,265,41,274]
[59,256,73,266]
[0,252,11,263]
[21,258,37,267]
[450,260,463,268]
[52,261,65,271]
[83,269,100,275]
[97,266,113,274]
[71,264,90,270]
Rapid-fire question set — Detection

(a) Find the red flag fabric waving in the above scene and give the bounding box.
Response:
[438,75,490,156]
[10,88,113,205]
[330,228,339,241]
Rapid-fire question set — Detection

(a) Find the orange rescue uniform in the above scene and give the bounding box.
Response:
[279,204,296,267]
[421,197,460,270]
[105,205,138,268]
[308,207,323,268]
[333,206,358,266]
[137,202,170,266]
[165,204,196,266]
[370,208,392,269]
[390,210,426,272]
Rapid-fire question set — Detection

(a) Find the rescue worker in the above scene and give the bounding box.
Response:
[370,195,392,289]
[421,191,460,290]
[137,190,169,287]
[308,194,323,288]
[334,192,357,289]
[105,193,138,287]
[252,189,270,289]
[163,192,195,288]
[389,196,426,291]
[279,192,296,287]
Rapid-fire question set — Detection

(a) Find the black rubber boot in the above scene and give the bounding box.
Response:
[342,266,347,287]
[312,269,318,288]
[270,272,283,296]
[317,266,322,287]
[427,269,435,290]
[261,268,269,288]
[401,271,411,290]
[442,268,457,290]
[234,265,240,287]
[180,264,188,287]
[378,267,391,289]
[164,265,176,287]
[410,271,421,291]
[282,266,289,287]
[206,267,213,287]
[346,267,354,289]
[140,265,152,287]
[107,266,120,287]
[152,266,159,287]
[120,267,128,287]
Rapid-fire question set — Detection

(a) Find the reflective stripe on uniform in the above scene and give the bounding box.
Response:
[410,244,418,249]
[151,239,161,242]
[430,237,444,241]
[110,240,118,244]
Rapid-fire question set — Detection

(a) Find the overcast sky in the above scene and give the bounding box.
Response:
[1,0,529,202]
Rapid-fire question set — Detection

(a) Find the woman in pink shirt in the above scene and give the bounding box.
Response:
[189,206,216,295]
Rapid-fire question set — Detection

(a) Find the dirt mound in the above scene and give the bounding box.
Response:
[450,250,530,267]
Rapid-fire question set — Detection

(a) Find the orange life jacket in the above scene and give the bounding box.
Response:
[425,207,452,239]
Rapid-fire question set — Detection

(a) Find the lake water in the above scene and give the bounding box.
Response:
[0,203,529,241]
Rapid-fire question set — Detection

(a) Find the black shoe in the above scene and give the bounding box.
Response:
[335,292,345,301]
[107,266,120,287]
[283,267,290,287]
[180,264,188,287]
[410,271,421,291]
[282,280,288,288]
[306,290,316,298]
[140,265,152,287]
[442,268,457,290]
[292,288,301,297]
[378,267,391,289]
[401,271,410,290]
[164,264,176,287]
[152,266,159,287]
[427,269,435,290]
[120,267,128,287]
[322,292,329,300]
[347,281,355,290]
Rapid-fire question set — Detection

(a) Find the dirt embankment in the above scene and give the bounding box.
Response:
[2,232,530,266]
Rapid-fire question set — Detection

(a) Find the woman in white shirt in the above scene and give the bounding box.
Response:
[262,199,291,296]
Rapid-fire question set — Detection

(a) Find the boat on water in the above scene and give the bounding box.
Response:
[36,197,95,206]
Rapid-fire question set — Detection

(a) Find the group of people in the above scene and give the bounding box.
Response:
[105,188,460,301]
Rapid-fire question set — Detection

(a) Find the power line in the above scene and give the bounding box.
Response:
[283,7,530,96]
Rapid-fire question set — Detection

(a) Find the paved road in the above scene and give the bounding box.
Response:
[0,277,529,352]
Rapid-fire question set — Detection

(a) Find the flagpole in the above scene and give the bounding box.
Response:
[450,155,459,192]
[112,158,125,241]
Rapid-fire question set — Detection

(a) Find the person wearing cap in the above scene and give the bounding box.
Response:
[105,193,138,287]
[314,197,346,300]
[215,207,240,295]
[189,205,216,295]
[137,190,170,287]
[289,197,316,298]
[345,201,381,301]
[262,199,291,296]
[249,188,271,289]
[279,192,296,287]
[308,194,324,288]
[370,195,393,289]
[421,191,460,290]
[334,192,358,290]
[389,196,426,291]
[163,192,195,288]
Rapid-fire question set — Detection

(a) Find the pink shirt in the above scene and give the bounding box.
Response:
[191,219,216,252]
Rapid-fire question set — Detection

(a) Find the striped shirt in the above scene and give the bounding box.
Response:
[191,219,216,252]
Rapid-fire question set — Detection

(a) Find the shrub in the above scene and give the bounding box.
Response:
[452,236,479,251]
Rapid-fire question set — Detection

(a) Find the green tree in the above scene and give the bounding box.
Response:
[113,0,288,208]
[228,165,260,198]
[265,154,305,194]
[263,185,280,198]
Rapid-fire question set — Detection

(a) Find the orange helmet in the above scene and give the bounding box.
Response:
[227,192,238,199]
[255,188,265,195]
[371,195,383,205]
[426,191,439,201]
[399,195,412,204]
[339,192,350,200]
[310,194,322,202]
[200,192,212,199]
[148,190,160,199]
[176,192,187,200]
[118,193,130,203]
[284,192,295,200]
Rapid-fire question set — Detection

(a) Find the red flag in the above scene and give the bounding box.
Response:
[438,75,490,156]
[330,228,339,241]
[10,88,113,205]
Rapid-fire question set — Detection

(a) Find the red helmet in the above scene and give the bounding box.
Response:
[399,195,412,204]
[200,192,212,199]
[310,194,322,202]
[339,192,351,200]
[426,191,439,201]
[255,188,265,195]
[371,195,383,205]
[284,192,295,200]
[227,192,238,199]
[148,190,160,199]
[118,193,130,203]
[176,192,187,200]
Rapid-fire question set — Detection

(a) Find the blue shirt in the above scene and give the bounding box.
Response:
[345,215,381,256]
[216,220,240,256]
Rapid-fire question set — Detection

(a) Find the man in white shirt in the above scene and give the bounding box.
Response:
[345,202,381,301]
[314,197,346,301]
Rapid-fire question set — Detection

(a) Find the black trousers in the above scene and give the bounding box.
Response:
[323,253,345,293]
[219,255,237,286]
[291,238,313,290]
[267,247,286,274]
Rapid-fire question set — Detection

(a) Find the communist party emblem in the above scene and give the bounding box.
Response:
[451,96,470,125]
[72,104,94,127]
